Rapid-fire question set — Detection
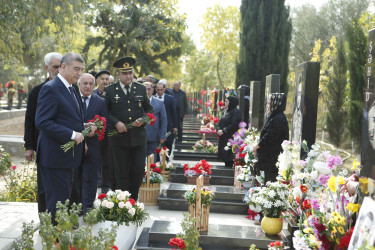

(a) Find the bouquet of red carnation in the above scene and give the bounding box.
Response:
[108,113,156,136]
[184,159,212,177]
[169,237,185,250]
[61,115,106,152]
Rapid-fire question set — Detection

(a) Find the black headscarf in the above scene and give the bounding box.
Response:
[268,93,286,114]
[227,96,239,112]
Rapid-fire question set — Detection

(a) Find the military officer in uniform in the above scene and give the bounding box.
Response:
[104,57,153,200]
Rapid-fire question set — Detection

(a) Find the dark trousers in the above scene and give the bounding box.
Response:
[112,144,147,200]
[264,169,279,185]
[81,159,100,213]
[100,136,116,190]
[165,129,174,161]
[40,167,74,225]
[36,164,46,213]
[147,141,158,163]
[177,117,184,141]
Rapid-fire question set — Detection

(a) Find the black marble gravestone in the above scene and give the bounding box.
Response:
[264,74,281,122]
[237,85,250,126]
[291,62,320,157]
[362,28,375,181]
[250,81,261,130]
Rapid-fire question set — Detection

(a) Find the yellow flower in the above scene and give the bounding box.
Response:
[331,211,339,217]
[303,227,313,234]
[338,176,345,185]
[352,161,360,170]
[282,169,287,178]
[327,176,336,192]
[338,226,345,234]
[347,203,360,213]
[331,226,337,234]
[336,238,340,244]
[359,177,369,194]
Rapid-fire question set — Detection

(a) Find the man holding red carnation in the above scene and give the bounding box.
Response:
[104,57,153,200]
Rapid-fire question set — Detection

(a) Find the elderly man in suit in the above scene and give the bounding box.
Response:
[78,73,109,213]
[155,82,177,158]
[144,82,167,161]
[36,52,95,224]
[93,70,110,98]
[24,52,62,213]
[105,57,153,200]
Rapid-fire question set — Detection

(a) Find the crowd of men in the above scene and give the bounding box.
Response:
[23,52,188,222]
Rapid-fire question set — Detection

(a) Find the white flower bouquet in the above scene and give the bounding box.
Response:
[93,190,149,226]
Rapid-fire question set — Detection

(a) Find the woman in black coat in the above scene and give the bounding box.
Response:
[253,93,289,184]
[217,96,242,167]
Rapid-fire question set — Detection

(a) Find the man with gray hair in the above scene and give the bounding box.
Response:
[36,52,95,224]
[24,52,62,213]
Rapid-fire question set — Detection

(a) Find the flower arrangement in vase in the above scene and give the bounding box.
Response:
[193,139,218,154]
[184,160,212,185]
[251,181,289,235]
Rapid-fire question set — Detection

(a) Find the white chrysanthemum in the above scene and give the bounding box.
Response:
[107,190,115,197]
[268,190,276,198]
[102,200,108,207]
[125,201,132,209]
[274,200,283,207]
[227,142,231,146]
[224,146,229,151]
[129,208,136,216]
[115,189,122,194]
[137,203,145,211]
[264,200,272,209]
[106,201,114,209]
[94,199,101,208]
[313,161,331,175]
[117,193,126,201]
[118,201,125,208]
[122,191,131,198]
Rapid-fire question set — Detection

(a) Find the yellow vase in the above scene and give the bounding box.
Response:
[261,216,283,235]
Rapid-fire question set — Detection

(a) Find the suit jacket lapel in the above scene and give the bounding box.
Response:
[85,95,97,121]
[58,80,81,116]
[128,82,136,101]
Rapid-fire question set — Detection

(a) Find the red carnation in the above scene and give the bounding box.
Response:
[153,167,162,173]
[269,242,275,247]
[302,199,311,210]
[163,146,167,150]
[169,237,186,250]
[296,196,301,204]
[98,193,107,200]
[240,146,245,152]
[112,246,118,250]
[183,164,189,171]
[218,101,224,107]
[275,241,282,247]
[128,198,136,205]
[155,148,161,153]
[300,184,308,193]
[150,163,157,168]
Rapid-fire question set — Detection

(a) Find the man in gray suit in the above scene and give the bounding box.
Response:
[144,82,167,161]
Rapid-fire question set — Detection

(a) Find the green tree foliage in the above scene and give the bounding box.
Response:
[236,0,291,126]
[200,4,239,89]
[83,0,187,76]
[346,20,367,151]
[326,39,348,149]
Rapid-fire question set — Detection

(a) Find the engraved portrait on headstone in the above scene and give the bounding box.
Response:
[292,74,304,143]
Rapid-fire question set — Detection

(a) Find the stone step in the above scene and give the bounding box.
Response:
[174,164,234,177]
[170,173,234,186]
[173,151,219,161]
[158,195,248,214]
[135,220,292,250]
[166,183,246,202]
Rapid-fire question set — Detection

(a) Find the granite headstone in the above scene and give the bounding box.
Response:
[237,85,250,126]
[250,81,261,130]
[264,74,281,122]
[291,62,320,157]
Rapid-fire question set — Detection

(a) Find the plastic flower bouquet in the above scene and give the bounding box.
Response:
[144,164,164,183]
[236,166,252,183]
[183,160,212,177]
[183,187,215,206]
[93,190,149,226]
[251,181,289,218]
[193,139,218,154]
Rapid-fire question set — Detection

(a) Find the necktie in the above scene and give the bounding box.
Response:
[125,85,130,95]
[69,86,79,109]
[82,96,88,113]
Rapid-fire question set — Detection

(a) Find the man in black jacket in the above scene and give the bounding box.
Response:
[172,81,188,142]
[23,52,62,213]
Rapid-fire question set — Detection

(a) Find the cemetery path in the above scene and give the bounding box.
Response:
[0,116,24,135]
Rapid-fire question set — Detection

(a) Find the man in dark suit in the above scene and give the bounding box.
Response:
[24,52,62,213]
[172,81,188,142]
[144,82,167,161]
[105,57,153,200]
[93,70,115,193]
[155,82,177,157]
[78,73,109,213]
[35,52,94,224]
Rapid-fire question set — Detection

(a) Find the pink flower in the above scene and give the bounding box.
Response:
[317,174,330,185]
[325,154,343,169]
[11,166,16,170]
[300,160,307,167]
[311,199,320,210]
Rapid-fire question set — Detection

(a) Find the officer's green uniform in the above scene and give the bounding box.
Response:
[104,57,153,200]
